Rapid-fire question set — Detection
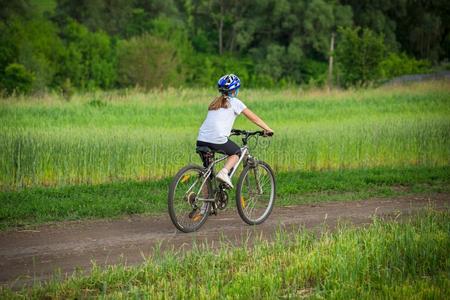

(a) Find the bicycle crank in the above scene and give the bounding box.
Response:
[215,189,229,210]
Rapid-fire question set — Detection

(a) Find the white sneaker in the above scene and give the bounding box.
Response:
[216,169,233,188]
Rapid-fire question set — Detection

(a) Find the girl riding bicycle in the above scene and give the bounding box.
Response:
[197,74,274,188]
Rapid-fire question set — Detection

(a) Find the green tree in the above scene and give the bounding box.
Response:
[342,0,449,61]
[303,0,334,56]
[245,0,353,85]
[0,21,17,80]
[0,16,64,92]
[254,44,286,82]
[336,27,386,87]
[55,0,179,37]
[1,63,34,95]
[408,13,442,62]
[57,20,116,90]
[341,0,401,50]
[117,33,184,89]
[55,0,136,36]
[0,0,33,21]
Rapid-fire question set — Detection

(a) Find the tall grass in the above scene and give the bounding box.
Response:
[1,81,449,189]
[1,209,448,298]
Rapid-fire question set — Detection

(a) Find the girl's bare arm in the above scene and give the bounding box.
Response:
[242,108,273,133]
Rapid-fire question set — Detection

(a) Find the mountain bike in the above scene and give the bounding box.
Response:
[168,129,275,233]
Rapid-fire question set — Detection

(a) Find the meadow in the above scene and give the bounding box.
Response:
[1,209,448,298]
[0,81,449,297]
[1,166,448,229]
[1,81,449,190]
[0,80,449,228]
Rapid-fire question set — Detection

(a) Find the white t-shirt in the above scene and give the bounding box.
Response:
[197,97,247,144]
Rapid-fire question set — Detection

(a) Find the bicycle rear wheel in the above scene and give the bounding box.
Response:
[236,161,276,225]
[168,165,212,232]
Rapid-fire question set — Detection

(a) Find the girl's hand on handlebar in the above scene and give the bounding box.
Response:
[263,129,274,137]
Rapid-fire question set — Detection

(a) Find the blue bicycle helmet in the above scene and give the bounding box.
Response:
[217,74,241,95]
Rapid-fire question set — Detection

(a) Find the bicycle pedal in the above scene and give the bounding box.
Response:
[192,214,202,222]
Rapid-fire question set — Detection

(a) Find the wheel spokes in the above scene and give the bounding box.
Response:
[173,170,209,229]
[241,164,273,222]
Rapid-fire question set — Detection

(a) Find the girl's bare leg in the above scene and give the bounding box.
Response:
[224,154,239,171]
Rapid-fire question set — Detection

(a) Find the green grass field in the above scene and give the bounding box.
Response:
[1,81,449,229]
[1,81,449,190]
[1,209,448,299]
[1,166,448,229]
[1,81,449,297]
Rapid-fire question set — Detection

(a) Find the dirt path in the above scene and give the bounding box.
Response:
[1,194,448,288]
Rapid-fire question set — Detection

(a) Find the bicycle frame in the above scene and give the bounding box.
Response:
[194,145,249,203]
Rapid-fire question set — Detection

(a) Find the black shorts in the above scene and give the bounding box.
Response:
[196,139,241,156]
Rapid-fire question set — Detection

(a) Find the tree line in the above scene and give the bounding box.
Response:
[0,0,448,95]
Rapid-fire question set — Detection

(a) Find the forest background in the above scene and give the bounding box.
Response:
[1,0,449,95]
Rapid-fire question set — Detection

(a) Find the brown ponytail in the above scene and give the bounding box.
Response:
[208,94,230,110]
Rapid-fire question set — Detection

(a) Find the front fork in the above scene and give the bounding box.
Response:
[244,156,263,195]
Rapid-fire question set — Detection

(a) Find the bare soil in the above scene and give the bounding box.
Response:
[0,193,448,289]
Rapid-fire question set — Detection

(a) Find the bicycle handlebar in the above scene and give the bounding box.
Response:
[231,129,274,137]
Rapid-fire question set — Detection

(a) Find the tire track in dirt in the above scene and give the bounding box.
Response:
[0,193,448,288]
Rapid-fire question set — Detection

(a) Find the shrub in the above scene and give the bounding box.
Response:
[380,52,431,79]
[117,33,184,89]
[1,63,34,95]
[336,27,386,87]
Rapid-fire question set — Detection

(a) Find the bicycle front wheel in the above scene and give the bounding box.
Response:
[236,161,276,225]
[168,165,212,233]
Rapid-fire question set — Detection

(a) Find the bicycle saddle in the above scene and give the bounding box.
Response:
[196,146,214,153]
